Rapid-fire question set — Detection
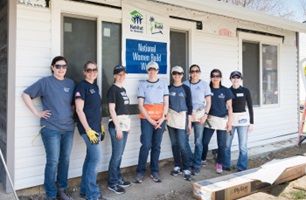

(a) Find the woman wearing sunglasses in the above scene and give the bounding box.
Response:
[201,69,234,174]
[224,71,254,172]
[74,61,107,200]
[22,56,75,200]
[167,66,193,181]
[183,64,211,176]
[107,65,131,194]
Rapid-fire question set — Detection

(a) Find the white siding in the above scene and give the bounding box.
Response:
[14,1,299,190]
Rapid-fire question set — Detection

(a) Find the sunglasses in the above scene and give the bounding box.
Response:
[172,72,183,76]
[54,64,67,69]
[148,68,158,71]
[190,70,200,74]
[211,75,221,78]
[85,68,98,73]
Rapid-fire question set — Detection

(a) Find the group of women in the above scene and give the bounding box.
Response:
[22,56,253,200]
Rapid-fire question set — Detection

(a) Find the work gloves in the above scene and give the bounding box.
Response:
[86,129,99,144]
[101,124,105,141]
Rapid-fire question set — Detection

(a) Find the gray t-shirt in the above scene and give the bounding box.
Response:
[24,75,75,131]
[137,79,169,104]
[183,79,212,111]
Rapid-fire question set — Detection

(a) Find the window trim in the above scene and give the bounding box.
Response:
[238,32,282,107]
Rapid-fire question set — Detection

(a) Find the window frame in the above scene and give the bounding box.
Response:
[238,32,282,107]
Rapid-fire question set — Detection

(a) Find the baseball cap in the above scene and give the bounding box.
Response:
[230,71,243,79]
[171,66,184,74]
[146,61,159,71]
[113,65,127,75]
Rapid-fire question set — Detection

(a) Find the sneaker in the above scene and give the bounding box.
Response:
[79,193,86,198]
[183,170,191,181]
[201,160,207,167]
[118,179,131,187]
[216,163,223,174]
[150,172,161,182]
[191,167,200,176]
[57,189,74,200]
[134,173,143,183]
[108,185,125,195]
[93,196,108,200]
[170,166,182,176]
[46,198,57,200]
[223,167,231,171]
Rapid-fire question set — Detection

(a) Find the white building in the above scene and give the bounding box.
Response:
[1,0,306,192]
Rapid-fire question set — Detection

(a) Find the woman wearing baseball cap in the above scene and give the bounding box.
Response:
[167,66,193,181]
[107,65,131,194]
[135,61,169,183]
[224,71,254,172]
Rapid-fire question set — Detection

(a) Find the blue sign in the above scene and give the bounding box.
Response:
[126,39,167,74]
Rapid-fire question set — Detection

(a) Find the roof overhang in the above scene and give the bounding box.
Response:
[153,0,306,33]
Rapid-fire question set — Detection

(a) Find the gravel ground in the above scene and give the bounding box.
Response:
[18,143,306,200]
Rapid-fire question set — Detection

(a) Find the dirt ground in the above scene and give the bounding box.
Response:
[18,143,306,200]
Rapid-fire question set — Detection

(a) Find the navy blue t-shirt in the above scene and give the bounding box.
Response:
[168,84,192,115]
[209,86,234,117]
[74,80,102,134]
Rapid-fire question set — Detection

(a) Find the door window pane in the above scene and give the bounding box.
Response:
[242,42,260,106]
[262,44,278,104]
[170,31,188,84]
[63,17,97,84]
[101,22,121,116]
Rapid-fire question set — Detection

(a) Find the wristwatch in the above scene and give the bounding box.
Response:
[204,112,208,115]
[164,114,167,118]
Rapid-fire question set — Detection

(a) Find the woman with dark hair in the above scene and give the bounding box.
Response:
[168,66,193,181]
[183,64,211,176]
[201,69,233,174]
[75,61,107,200]
[22,56,75,200]
[224,71,254,172]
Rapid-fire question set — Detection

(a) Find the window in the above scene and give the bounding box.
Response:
[241,33,280,106]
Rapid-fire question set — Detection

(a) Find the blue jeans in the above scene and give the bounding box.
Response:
[225,126,249,171]
[108,127,128,187]
[136,119,166,174]
[80,133,102,200]
[168,126,190,170]
[202,128,227,165]
[191,122,205,168]
[41,128,74,198]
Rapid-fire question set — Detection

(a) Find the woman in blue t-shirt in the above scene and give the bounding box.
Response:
[75,61,107,200]
[201,69,233,174]
[22,56,75,200]
[167,66,193,181]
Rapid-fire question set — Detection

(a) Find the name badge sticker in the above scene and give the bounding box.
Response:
[237,93,244,97]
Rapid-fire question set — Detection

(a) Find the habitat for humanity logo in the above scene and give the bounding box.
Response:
[149,16,163,34]
[130,10,144,33]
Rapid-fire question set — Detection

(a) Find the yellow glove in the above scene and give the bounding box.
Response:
[86,129,99,144]
[101,124,105,141]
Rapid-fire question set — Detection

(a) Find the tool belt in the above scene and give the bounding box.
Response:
[192,106,205,122]
[232,112,249,126]
[205,115,228,130]
[167,109,186,130]
[139,104,165,120]
[110,115,131,132]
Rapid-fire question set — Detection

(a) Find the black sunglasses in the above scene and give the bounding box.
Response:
[211,75,221,78]
[172,72,183,75]
[190,70,200,74]
[85,68,98,73]
[54,64,67,69]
